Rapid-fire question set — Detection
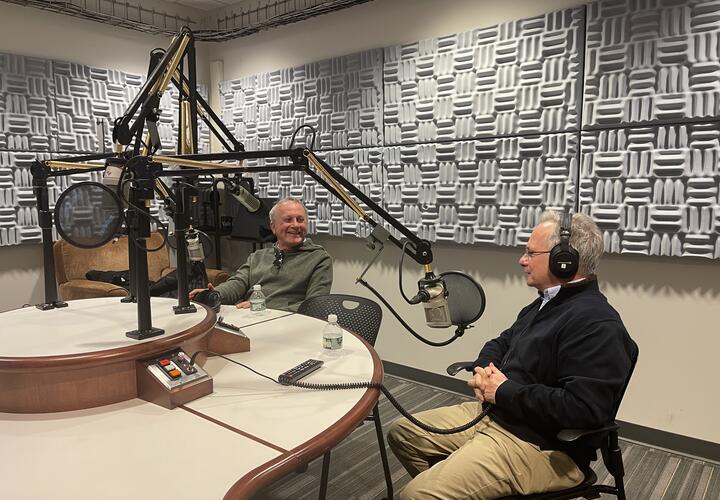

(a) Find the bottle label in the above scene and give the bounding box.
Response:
[250,301,266,313]
[323,335,342,350]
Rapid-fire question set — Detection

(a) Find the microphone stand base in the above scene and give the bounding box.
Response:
[121,295,137,303]
[173,304,197,314]
[35,301,68,311]
[126,327,165,340]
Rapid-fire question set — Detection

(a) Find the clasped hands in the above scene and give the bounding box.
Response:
[467,362,507,404]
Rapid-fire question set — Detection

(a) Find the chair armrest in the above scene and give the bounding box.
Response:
[157,267,227,287]
[160,267,174,278]
[447,361,475,376]
[59,280,129,300]
[557,424,619,442]
[206,268,229,287]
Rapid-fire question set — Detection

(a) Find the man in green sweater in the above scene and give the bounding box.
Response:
[190,197,332,312]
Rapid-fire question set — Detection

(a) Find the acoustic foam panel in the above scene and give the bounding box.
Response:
[0,51,210,246]
[579,122,720,258]
[583,0,720,128]
[383,7,584,145]
[220,50,384,152]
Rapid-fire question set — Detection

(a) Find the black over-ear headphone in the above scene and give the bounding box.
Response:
[549,211,579,279]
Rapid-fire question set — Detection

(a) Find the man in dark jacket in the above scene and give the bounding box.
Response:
[190,197,332,312]
[387,211,635,499]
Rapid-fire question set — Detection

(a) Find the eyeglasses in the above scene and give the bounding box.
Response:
[523,248,551,258]
[273,245,284,269]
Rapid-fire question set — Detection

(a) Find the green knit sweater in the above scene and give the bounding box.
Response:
[214,238,332,312]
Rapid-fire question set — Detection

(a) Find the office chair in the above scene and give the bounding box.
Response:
[443,339,638,500]
[298,294,393,500]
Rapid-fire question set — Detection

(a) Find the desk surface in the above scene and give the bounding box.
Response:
[0,302,382,499]
[0,297,210,360]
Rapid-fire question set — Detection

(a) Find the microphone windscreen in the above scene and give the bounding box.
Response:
[423,292,452,328]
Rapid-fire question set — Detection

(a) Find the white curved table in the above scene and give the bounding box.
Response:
[0,301,382,499]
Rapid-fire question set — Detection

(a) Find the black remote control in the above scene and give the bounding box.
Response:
[278,359,324,385]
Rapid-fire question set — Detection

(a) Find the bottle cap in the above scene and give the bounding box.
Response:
[327,314,337,323]
[253,284,261,291]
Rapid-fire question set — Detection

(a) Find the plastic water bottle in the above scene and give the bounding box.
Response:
[322,314,343,354]
[249,284,266,315]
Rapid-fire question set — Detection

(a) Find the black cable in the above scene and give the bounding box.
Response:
[119,178,168,253]
[293,380,492,435]
[398,239,415,304]
[188,349,488,434]
[189,350,279,385]
[289,124,317,150]
[357,278,461,347]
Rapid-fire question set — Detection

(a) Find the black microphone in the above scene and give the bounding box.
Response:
[193,288,221,312]
[228,177,261,213]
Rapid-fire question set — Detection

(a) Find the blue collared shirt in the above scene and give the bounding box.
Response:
[539,285,562,309]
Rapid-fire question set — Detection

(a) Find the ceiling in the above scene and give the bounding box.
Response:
[162,0,246,13]
[0,0,375,41]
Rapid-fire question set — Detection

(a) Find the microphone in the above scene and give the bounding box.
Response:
[228,177,261,213]
[102,156,129,215]
[103,157,124,190]
[186,229,205,262]
[411,272,452,329]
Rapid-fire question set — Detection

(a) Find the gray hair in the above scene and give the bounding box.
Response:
[539,210,604,275]
[269,196,307,222]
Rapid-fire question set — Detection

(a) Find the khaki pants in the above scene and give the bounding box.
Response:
[387,401,584,499]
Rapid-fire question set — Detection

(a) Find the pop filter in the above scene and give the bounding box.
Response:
[54,181,123,248]
[440,271,486,333]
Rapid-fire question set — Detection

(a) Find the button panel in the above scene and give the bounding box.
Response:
[144,349,208,390]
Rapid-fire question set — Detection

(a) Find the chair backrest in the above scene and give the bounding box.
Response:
[298,294,382,346]
[612,338,640,420]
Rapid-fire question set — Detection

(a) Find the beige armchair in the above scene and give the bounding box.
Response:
[54,232,228,300]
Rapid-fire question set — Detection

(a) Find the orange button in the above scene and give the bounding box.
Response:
[169,369,181,378]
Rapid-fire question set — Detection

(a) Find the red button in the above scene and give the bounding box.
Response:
[159,359,170,366]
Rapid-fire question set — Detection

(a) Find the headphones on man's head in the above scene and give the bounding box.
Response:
[549,210,579,279]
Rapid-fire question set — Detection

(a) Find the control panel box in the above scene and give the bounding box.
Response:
[137,349,212,409]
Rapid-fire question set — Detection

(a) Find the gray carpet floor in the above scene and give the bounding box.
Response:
[255,375,720,500]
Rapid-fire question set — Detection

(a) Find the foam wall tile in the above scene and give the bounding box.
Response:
[220,50,384,151]
[579,123,720,258]
[53,60,210,155]
[0,53,56,152]
[584,0,720,128]
[383,7,584,145]
[382,133,578,246]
